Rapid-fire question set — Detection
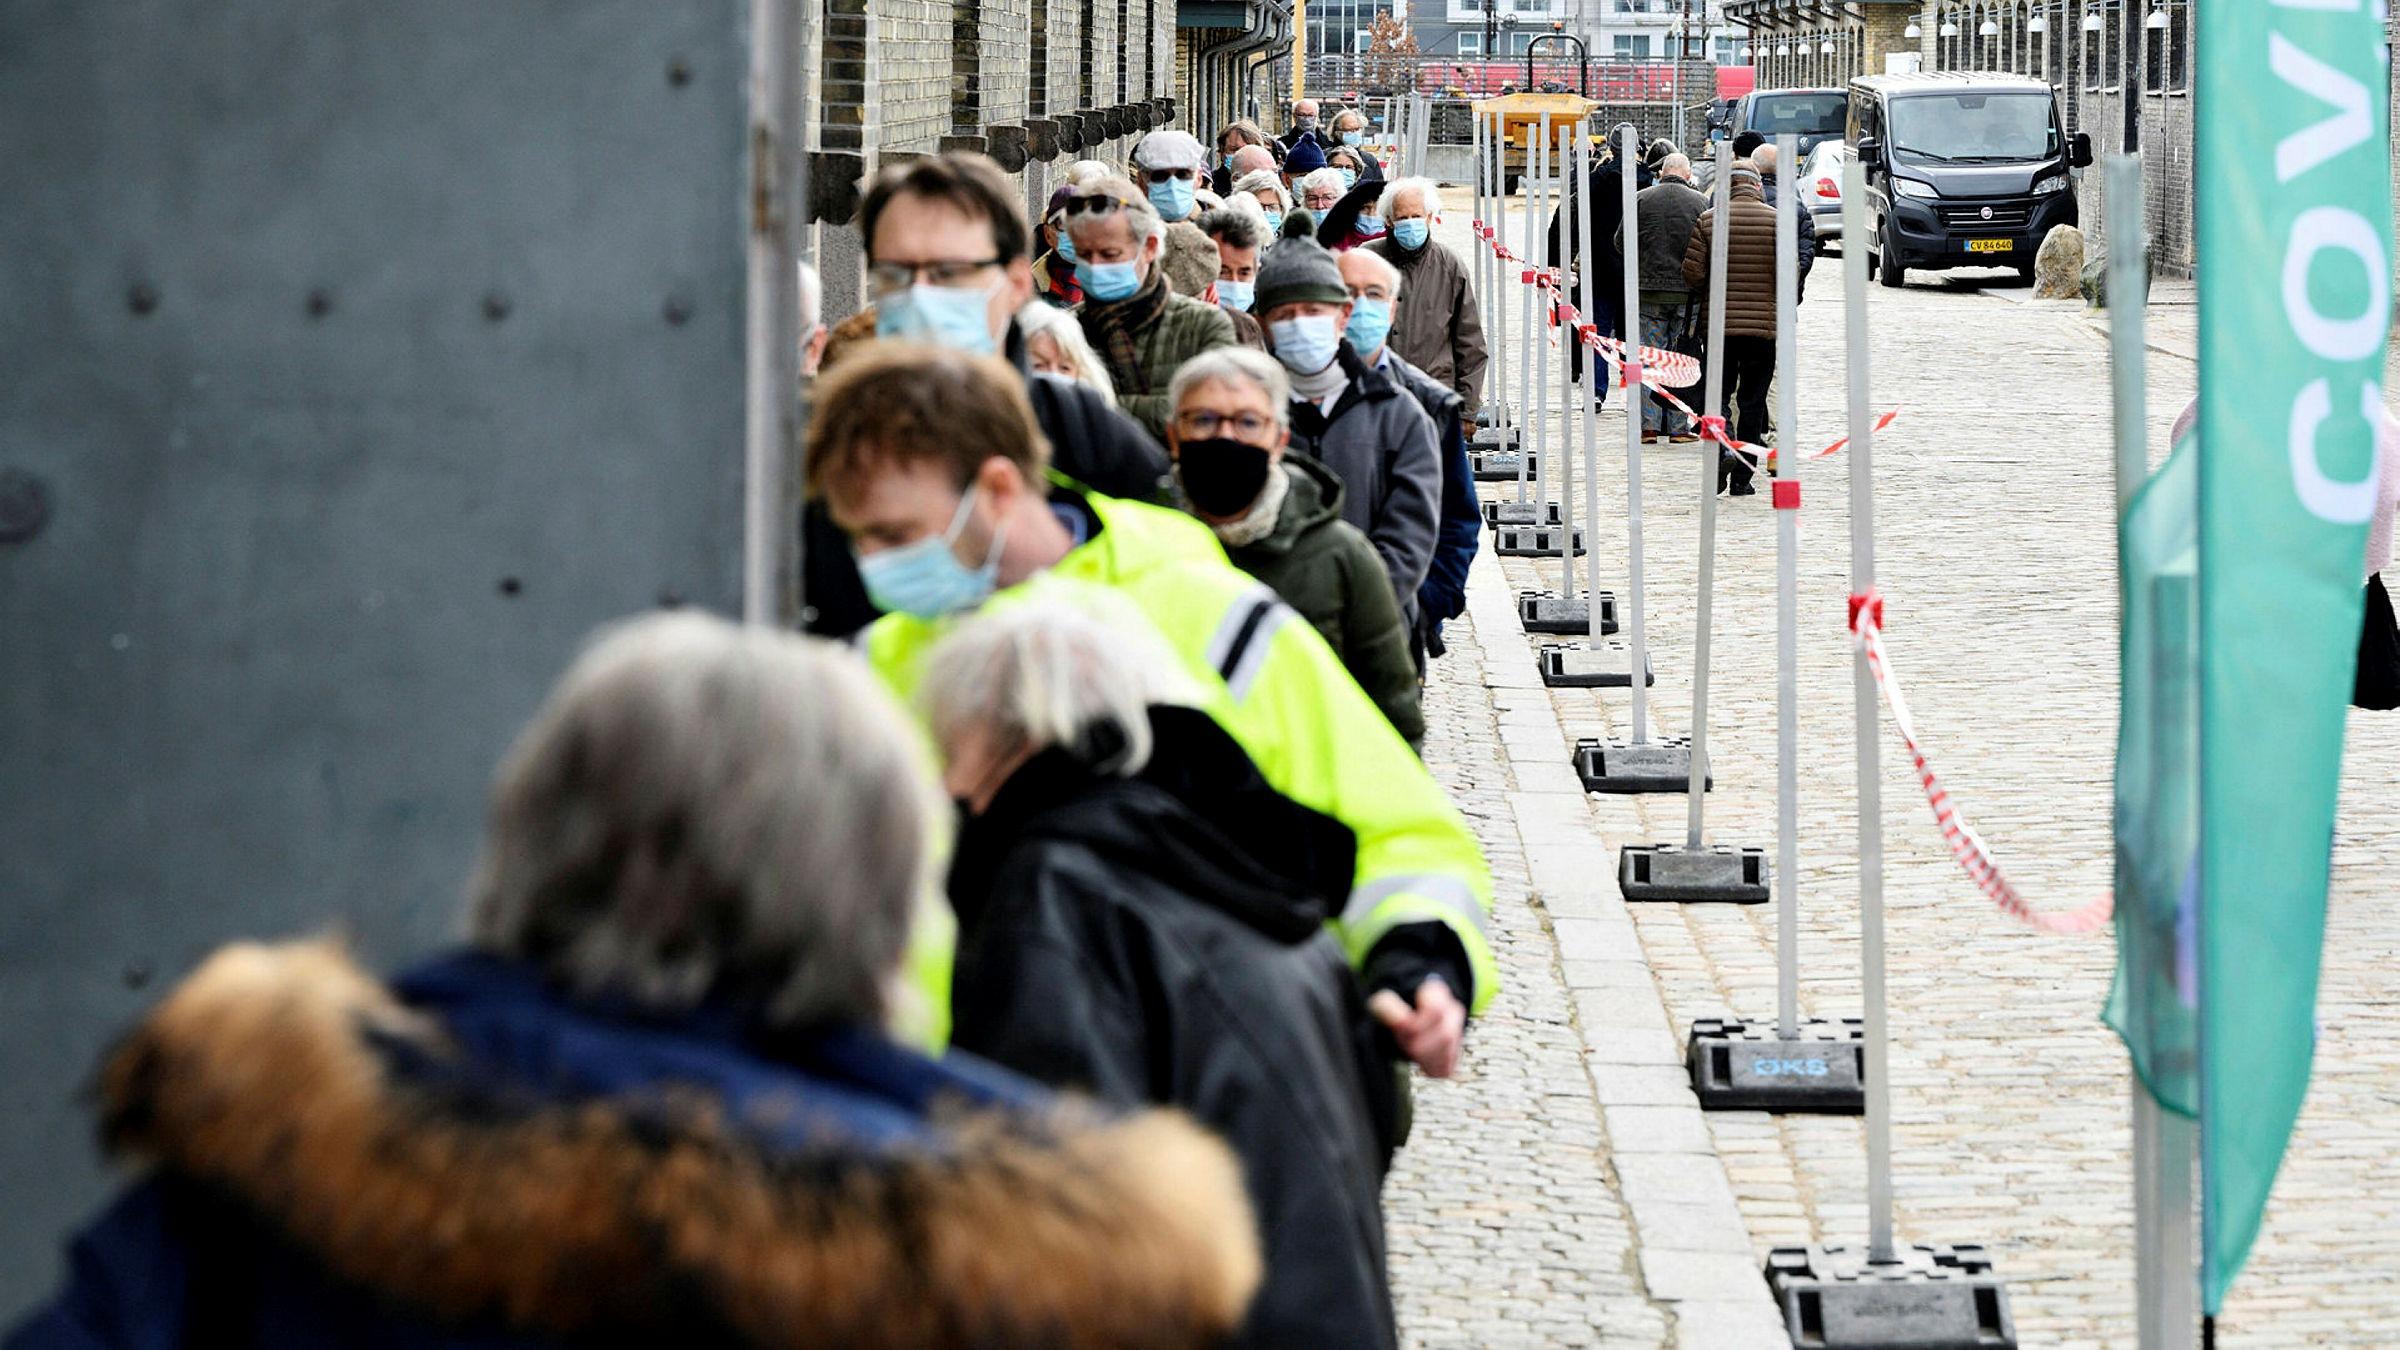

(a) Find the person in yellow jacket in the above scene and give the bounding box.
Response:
[807,339,1495,1077]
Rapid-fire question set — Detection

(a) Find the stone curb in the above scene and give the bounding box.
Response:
[1463,544,1793,1350]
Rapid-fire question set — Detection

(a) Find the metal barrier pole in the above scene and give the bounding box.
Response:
[2109,149,2196,1350]
[1773,132,1802,1040]
[1557,127,1581,596]
[1684,137,1732,838]
[1489,110,1511,451]
[1841,153,1896,1268]
[1579,119,1603,616]
[1621,121,1650,739]
[1516,118,1539,505]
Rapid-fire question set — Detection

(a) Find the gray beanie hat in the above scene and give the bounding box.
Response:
[1252,216,1350,314]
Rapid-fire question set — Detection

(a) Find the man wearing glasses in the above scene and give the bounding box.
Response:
[1164,347,1423,748]
[799,153,1170,639]
[1064,177,1236,441]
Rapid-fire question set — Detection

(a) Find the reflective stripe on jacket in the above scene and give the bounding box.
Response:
[864,486,1498,1044]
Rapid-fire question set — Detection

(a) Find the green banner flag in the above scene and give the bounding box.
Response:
[2105,432,2196,1120]
[2196,0,2389,1312]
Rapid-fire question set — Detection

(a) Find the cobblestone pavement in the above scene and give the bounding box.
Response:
[1395,191,2400,1346]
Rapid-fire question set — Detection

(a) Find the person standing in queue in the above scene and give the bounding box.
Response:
[1681,162,1779,496]
[1548,123,1653,408]
[803,153,1170,639]
[1622,152,1705,444]
[1166,347,1423,745]
[1363,175,1487,418]
[805,340,1496,1072]
[1067,177,1238,440]
[1334,247,1478,667]
[1195,207,1271,350]
[7,613,1262,1350]
[927,601,1400,1349]
[1254,224,1442,625]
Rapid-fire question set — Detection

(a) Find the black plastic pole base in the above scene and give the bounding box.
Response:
[1618,843,1770,903]
[1472,450,1529,481]
[1764,1244,2015,1349]
[1496,525,1586,557]
[1539,641,1655,688]
[1469,424,1522,450]
[1485,498,1563,528]
[1687,1017,1866,1113]
[1575,737,1710,794]
[1519,589,1619,635]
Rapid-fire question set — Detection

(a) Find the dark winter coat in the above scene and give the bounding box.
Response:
[947,707,1398,1350]
[1760,178,1819,300]
[1364,230,1488,415]
[1077,271,1239,441]
[1285,345,1443,620]
[1222,457,1424,744]
[6,943,1258,1350]
[802,322,1172,639]
[1376,351,1479,641]
[1547,156,1655,284]
[1625,178,1708,297]
[1682,174,1781,339]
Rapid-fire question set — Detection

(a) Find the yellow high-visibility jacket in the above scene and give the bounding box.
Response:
[867,485,1497,1045]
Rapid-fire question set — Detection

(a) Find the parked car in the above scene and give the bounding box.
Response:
[1798,140,1847,242]
[1849,71,2094,287]
[1728,87,1848,159]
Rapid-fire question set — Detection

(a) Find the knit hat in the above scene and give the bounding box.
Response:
[1283,134,1327,177]
[1252,218,1350,315]
[1159,221,1222,298]
[1133,130,1208,173]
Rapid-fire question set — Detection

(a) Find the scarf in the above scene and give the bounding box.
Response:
[1078,271,1171,394]
[1208,461,1292,547]
[1287,353,1348,403]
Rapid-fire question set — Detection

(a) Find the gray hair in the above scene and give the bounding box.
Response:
[1297,167,1348,199]
[920,598,1190,781]
[470,612,934,1033]
[1660,153,1694,182]
[1750,143,1781,172]
[1195,207,1263,252]
[1340,245,1402,298]
[1375,176,1439,223]
[1233,170,1290,211]
[1331,107,1368,133]
[1017,300,1118,405]
[1169,346,1293,430]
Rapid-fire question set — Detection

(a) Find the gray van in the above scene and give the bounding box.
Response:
[1727,87,1849,159]
[1848,71,2093,286]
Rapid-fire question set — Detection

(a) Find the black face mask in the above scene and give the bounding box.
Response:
[1175,438,1275,518]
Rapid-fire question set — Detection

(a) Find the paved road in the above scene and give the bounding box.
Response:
[1392,191,2400,1347]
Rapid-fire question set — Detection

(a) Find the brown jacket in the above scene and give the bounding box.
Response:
[1363,234,1487,416]
[1681,174,1779,339]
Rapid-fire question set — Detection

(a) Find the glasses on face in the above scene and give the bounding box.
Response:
[1347,287,1395,304]
[1056,191,1133,218]
[866,257,1002,296]
[1176,409,1276,440]
[1144,168,1199,185]
[1304,194,1340,209]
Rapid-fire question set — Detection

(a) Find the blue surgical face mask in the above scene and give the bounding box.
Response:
[1262,209,1284,236]
[1079,258,1142,303]
[1341,131,1364,147]
[1338,167,1359,192]
[1216,279,1255,312]
[856,488,1008,620]
[1148,176,1197,222]
[1392,217,1430,250]
[874,282,998,355]
[1054,229,1079,266]
[1343,297,1392,356]
[1270,313,1342,375]
[1357,213,1385,236]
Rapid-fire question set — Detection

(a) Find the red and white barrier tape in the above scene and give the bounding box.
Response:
[1850,590,2113,935]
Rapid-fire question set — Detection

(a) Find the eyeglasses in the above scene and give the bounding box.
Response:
[1176,410,1277,439]
[1056,191,1135,218]
[1347,287,1395,303]
[866,257,1002,295]
[1144,168,1199,185]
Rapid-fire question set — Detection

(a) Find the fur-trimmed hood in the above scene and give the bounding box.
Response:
[82,941,1260,1349]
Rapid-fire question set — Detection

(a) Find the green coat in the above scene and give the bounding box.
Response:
[1077,274,1238,440]
[1223,457,1425,747]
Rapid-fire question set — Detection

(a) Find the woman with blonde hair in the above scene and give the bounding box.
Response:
[1017,300,1118,406]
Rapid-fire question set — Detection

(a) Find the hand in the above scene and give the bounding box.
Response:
[1367,977,1466,1079]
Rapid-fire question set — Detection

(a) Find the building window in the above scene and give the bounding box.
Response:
[1613,33,1652,58]
[1457,30,1484,54]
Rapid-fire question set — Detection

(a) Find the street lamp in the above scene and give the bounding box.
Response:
[2028,5,2047,32]
[2082,5,2102,30]
[1939,15,1960,36]
[1978,11,1999,34]
[1905,16,1923,36]
[2144,1,2167,28]
[1821,36,1836,52]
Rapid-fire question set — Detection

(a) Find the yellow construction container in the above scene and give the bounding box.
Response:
[1473,94,1598,196]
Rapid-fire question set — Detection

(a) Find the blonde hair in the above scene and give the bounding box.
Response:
[1017,301,1118,406]
[471,612,937,1031]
